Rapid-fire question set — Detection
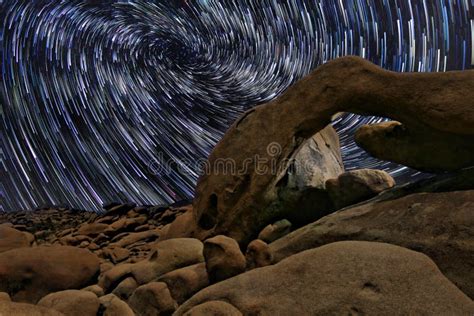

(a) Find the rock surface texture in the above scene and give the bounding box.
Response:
[175,241,474,315]
[192,56,474,243]
[270,189,474,298]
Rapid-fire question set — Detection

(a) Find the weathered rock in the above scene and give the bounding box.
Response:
[264,126,344,227]
[112,277,138,300]
[355,120,474,172]
[0,246,100,303]
[183,301,242,316]
[76,223,110,237]
[128,282,177,316]
[0,301,64,316]
[104,246,130,264]
[109,230,159,248]
[99,294,135,316]
[82,284,104,297]
[176,241,474,315]
[192,56,474,243]
[130,238,204,284]
[326,169,396,209]
[0,292,11,301]
[37,290,100,316]
[0,224,34,253]
[159,207,197,240]
[157,263,209,304]
[257,219,292,243]
[203,236,246,283]
[98,263,134,293]
[245,239,273,270]
[270,190,474,298]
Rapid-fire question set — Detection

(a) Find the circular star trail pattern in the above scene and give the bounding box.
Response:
[1,0,473,211]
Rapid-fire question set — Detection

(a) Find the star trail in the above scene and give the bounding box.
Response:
[1,0,473,211]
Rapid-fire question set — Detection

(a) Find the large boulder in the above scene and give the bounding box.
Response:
[0,246,100,303]
[37,290,100,316]
[0,301,64,316]
[270,190,474,298]
[192,56,474,243]
[268,125,344,227]
[326,169,395,209]
[0,224,34,253]
[175,241,474,315]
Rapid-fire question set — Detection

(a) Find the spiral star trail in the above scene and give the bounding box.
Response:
[0,0,472,212]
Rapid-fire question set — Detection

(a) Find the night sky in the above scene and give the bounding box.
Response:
[1,0,473,211]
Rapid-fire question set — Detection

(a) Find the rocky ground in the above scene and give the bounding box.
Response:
[0,57,473,315]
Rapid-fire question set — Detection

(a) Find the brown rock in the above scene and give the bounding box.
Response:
[130,238,204,284]
[99,294,135,316]
[37,290,100,316]
[157,263,209,304]
[98,263,134,293]
[82,284,104,297]
[104,246,130,264]
[77,223,110,237]
[0,301,64,316]
[245,239,273,270]
[355,120,474,172]
[192,56,474,243]
[183,301,242,316]
[175,241,474,315]
[112,277,138,300]
[0,292,11,301]
[159,208,197,240]
[0,246,100,303]
[257,219,292,243]
[110,230,159,248]
[270,190,474,298]
[0,224,33,253]
[203,235,246,283]
[326,169,396,209]
[128,282,177,316]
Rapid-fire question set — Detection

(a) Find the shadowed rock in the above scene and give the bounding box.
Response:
[192,56,474,243]
[175,241,474,315]
[269,189,474,298]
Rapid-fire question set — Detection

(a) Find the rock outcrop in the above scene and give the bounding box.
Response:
[270,189,474,298]
[192,56,474,243]
[175,241,474,315]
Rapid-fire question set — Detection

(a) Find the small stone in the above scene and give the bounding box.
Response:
[82,284,105,297]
